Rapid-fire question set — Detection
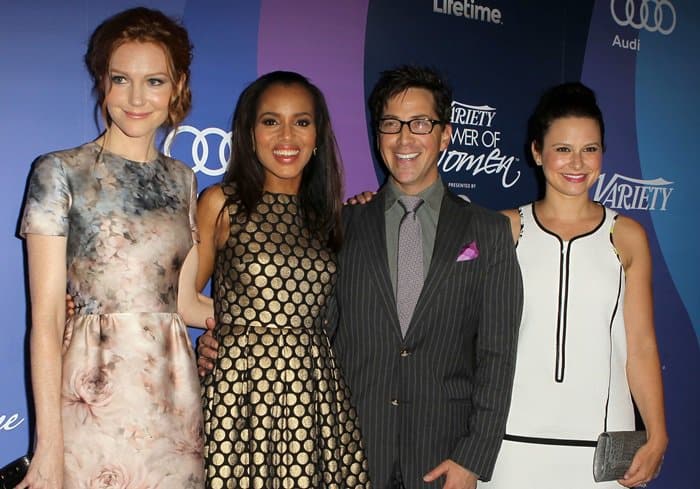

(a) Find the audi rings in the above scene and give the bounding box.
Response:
[164,125,231,176]
[610,0,676,35]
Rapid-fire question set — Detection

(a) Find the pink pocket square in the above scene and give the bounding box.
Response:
[457,241,479,262]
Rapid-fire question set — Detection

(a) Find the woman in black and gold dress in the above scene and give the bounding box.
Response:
[196,71,370,488]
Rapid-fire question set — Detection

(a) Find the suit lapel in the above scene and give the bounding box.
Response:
[408,190,473,335]
[357,190,402,336]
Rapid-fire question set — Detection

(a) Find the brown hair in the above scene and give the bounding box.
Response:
[85,7,193,129]
[528,82,605,153]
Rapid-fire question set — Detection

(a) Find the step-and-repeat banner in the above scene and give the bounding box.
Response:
[1,1,696,486]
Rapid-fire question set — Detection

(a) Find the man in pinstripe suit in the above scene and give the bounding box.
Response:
[326,66,523,489]
[197,66,522,489]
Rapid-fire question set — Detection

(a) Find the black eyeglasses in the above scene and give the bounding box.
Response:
[377,117,444,135]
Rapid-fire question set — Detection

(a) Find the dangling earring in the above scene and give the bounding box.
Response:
[313,147,317,156]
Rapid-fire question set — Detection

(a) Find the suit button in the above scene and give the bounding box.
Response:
[400,348,411,357]
[390,399,399,406]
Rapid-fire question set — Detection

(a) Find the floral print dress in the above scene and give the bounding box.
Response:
[20,142,204,488]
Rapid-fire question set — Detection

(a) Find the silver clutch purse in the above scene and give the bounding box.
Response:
[593,430,646,482]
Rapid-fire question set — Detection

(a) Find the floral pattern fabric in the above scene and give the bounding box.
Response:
[21,142,204,488]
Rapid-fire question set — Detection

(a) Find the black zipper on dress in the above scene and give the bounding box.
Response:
[554,241,570,383]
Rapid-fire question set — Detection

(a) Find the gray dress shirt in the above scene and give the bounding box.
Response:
[384,177,444,292]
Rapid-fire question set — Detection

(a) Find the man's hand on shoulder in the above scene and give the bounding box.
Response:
[424,459,477,489]
[197,317,219,377]
[66,293,76,318]
[344,190,376,206]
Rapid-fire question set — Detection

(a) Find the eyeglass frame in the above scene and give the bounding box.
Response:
[376,117,445,135]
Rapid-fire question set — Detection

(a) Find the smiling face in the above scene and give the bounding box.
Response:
[378,87,451,195]
[252,83,317,194]
[533,116,603,199]
[103,41,174,154]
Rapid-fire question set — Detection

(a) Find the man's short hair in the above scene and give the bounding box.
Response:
[368,65,453,129]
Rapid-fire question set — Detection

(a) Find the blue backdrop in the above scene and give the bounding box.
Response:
[1,1,696,487]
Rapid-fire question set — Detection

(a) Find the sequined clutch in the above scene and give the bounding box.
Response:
[0,456,30,489]
[593,430,646,482]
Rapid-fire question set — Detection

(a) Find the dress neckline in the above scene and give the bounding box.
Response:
[89,141,161,165]
[530,201,606,244]
[263,190,298,199]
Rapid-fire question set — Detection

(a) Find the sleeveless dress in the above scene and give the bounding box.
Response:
[20,142,204,488]
[485,203,634,488]
[201,186,370,489]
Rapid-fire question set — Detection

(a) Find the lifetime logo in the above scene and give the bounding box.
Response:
[164,125,230,176]
[432,0,502,25]
[610,0,676,35]
[0,411,24,431]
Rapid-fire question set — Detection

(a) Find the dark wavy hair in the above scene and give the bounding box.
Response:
[528,82,605,152]
[222,71,344,251]
[85,7,193,129]
[368,65,453,128]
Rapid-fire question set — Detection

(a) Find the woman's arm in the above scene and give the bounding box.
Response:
[178,245,214,328]
[19,234,68,489]
[177,182,225,328]
[195,185,229,291]
[614,215,668,487]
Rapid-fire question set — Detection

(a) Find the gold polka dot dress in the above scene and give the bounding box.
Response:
[202,187,371,489]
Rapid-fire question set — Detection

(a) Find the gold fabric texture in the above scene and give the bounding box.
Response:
[202,189,370,488]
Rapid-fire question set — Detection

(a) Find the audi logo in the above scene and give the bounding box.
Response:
[610,0,676,35]
[164,125,231,176]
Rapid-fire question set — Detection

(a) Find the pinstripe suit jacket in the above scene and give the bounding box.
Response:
[328,183,523,488]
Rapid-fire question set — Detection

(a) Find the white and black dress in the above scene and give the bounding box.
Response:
[486,203,635,488]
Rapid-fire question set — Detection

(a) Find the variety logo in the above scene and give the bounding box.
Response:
[439,101,520,190]
[593,173,674,211]
[164,125,231,176]
[0,411,25,431]
[610,0,676,35]
[432,0,502,25]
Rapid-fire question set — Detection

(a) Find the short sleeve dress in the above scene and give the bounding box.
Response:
[20,142,204,488]
[201,185,371,489]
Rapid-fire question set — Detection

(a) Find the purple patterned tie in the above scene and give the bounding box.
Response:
[397,196,424,337]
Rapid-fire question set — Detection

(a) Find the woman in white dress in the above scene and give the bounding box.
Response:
[487,82,668,488]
